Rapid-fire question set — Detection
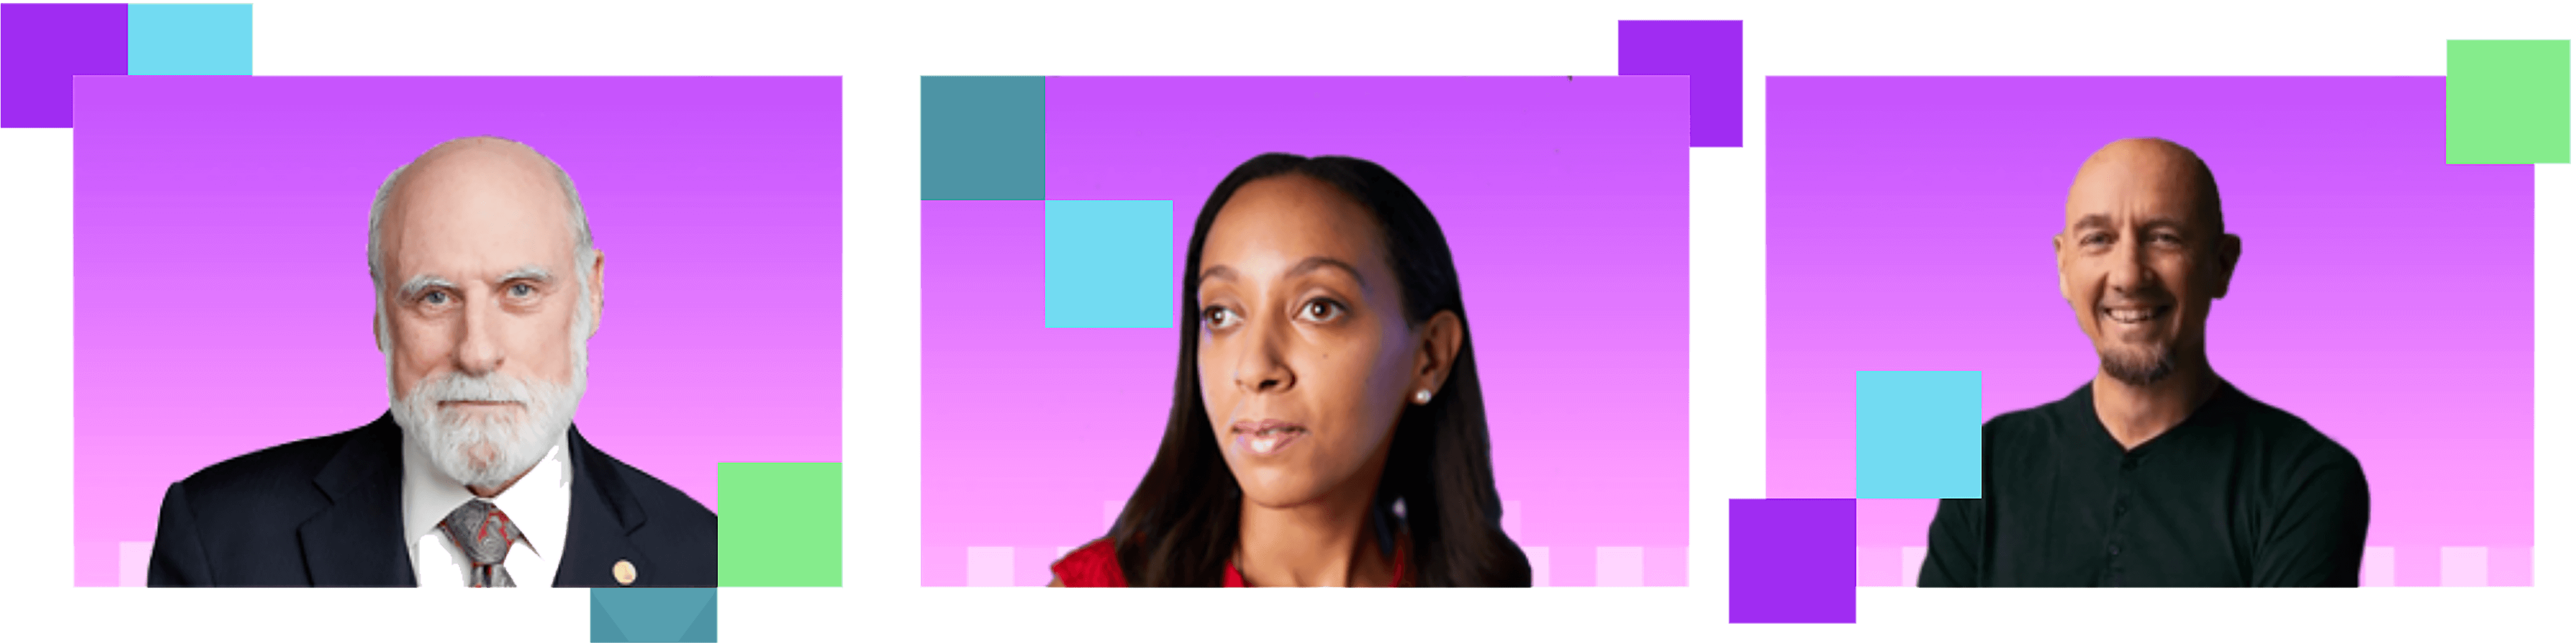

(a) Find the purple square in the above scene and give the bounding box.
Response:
[1731,499,1856,624]
[2,3,128,128]
[2396,546,2443,587]
[1617,20,1744,147]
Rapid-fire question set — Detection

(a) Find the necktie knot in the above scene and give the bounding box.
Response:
[437,499,525,587]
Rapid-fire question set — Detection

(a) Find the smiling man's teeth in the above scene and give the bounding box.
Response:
[2106,308,2160,323]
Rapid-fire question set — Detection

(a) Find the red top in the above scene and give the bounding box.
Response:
[1051,538,1412,587]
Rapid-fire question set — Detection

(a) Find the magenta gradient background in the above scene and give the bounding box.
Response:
[71,76,842,587]
[922,76,1690,585]
[1766,77,2533,560]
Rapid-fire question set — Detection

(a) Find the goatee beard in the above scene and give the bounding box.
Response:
[2099,345,2177,386]
[391,370,583,488]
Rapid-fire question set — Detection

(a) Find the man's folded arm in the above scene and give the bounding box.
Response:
[2250,450,2370,587]
[146,482,212,587]
[1918,497,1985,587]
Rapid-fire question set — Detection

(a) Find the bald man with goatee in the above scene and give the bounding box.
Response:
[1919,138,2370,587]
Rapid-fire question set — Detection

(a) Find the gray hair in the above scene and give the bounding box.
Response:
[365,137,596,295]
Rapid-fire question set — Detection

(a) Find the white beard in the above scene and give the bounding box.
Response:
[383,280,593,489]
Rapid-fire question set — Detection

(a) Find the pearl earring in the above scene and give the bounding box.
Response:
[1414,389,1432,404]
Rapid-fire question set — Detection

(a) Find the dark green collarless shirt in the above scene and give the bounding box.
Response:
[1919,380,2370,587]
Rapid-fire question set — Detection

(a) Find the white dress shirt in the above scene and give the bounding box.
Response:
[399,432,571,589]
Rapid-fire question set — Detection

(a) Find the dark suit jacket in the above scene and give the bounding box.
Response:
[147,412,716,587]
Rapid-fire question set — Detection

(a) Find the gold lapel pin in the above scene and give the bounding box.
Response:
[613,559,638,585]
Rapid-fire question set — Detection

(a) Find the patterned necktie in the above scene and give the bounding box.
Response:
[437,499,527,587]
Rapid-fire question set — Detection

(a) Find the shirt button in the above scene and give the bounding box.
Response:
[2107,543,2122,556]
[2113,502,2129,516]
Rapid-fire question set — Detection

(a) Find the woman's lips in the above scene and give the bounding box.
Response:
[1231,427,1308,457]
[1234,418,1297,432]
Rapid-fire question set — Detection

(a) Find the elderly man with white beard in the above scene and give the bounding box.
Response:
[148,136,717,587]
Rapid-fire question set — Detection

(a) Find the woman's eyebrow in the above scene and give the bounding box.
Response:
[1200,256,1370,291]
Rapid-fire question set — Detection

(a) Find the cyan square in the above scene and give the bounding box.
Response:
[1045,200,1172,328]
[127,4,252,76]
[591,587,717,642]
[1856,370,1981,499]
[922,76,1045,200]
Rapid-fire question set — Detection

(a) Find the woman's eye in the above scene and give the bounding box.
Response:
[1297,299,1345,323]
[1202,306,1237,329]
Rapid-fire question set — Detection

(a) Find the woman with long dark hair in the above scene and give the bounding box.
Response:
[1048,153,1530,587]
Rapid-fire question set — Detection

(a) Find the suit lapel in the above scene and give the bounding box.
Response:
[555,426,653,587]
[297,414,418,587]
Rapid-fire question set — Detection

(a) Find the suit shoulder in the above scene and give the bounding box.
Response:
[172,425,371,500]
[590,445,718,532]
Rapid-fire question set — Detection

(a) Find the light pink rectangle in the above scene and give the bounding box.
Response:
[1596,547,1645,587]
[1900,546,1928,587]
[1856,547,1900,587]
[2363,546,2397,587]
[1526,547,1551,587]
[966,547,1016,587]
[118,542,150,587]
[2488,546,2533,587]
[1645,547,1687,587]
[2441,547,2489,587]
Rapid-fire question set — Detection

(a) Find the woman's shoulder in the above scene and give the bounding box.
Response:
[1050,538,1128,587]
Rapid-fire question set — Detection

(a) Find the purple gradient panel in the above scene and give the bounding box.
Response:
[1767,78,2533,555]
[1,3,127,128]
[1617,20,1744,148]
[71,76,841,587]
[921,76,1690,585]
[1730,499,1856,624]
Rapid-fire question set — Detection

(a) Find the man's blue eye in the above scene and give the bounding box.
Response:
[511,283,534,297]
[424,291,448,305]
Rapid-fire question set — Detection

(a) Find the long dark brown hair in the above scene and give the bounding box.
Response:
[1103,153,1530,587]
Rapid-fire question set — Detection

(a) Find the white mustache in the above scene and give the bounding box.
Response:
[414,373,538,406]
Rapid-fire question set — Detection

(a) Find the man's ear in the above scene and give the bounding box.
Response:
[2212,232,2242,299]
[2052,233,2070,304]
[372,310,383,353]
[586,249,608,337]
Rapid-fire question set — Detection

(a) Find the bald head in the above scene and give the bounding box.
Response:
[2067,138,2223,234]
[394,137,565,206]
[367,136,592,288]
[2053,138,2241,387]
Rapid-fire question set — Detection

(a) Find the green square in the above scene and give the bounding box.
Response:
[717,463,841,587]
[2447,40,2570,164]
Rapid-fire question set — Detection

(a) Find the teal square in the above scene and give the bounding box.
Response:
[1045,200,1172,328]
[591,588,718,642]
[923,76,1045,200]
[1856,370,1981,499]
[127,4,252,76]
